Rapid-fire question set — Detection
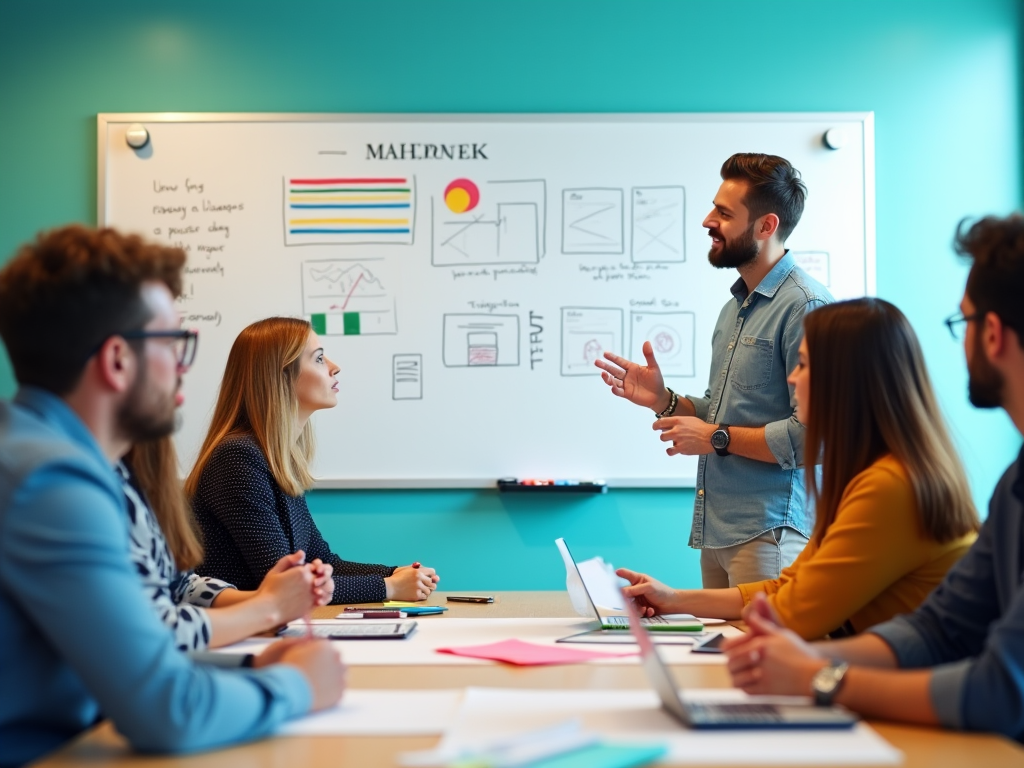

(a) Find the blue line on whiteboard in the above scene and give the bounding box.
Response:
[290,204,411,209]
[290,229,412,234]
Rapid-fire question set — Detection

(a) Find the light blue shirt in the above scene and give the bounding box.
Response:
[0,387,311,768]
[685,253,832,548]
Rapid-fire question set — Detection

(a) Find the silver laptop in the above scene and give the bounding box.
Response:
[555,538,702,632]
[621,589,857,729]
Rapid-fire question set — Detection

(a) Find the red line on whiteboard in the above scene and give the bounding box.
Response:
[290,178,407,184]
[340,272,364,311]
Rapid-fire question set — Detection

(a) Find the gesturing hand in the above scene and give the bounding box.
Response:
[594,341,669,411]
[616,567,678,617]
[654,416,715,456]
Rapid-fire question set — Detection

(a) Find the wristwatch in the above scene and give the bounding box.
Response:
[811,662,849,706]
[710,424,731,456]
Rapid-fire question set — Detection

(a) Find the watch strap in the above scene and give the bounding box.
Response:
[812,662,849,706]
[712,424,731,457]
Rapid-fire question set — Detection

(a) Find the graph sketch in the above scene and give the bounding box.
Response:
[561,188,624,255]
[442,314,521,367]
[630,311,695,377]
[431,179,546,266]
[284,175,416,246]
[561,307,623,376]
[302,260,398,336]
[631,186,685,263]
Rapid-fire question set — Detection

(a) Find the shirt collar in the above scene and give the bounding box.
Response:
[14,385,113,471]
[730,251,796,303]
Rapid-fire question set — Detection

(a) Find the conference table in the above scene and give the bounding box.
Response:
[37,591,1024,767]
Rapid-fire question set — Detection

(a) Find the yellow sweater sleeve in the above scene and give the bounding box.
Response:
[736,458,925,640]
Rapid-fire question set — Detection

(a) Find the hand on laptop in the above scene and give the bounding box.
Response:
[723,594,827,696]
[616,567,679,616]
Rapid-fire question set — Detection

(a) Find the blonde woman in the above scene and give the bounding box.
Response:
[186,317,439,603]
[618,299,979,639]
[124,436,333,651]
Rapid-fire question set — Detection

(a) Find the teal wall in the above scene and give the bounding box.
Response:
[1,1,1021,590]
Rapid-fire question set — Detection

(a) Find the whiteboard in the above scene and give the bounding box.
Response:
[98,113,875,488]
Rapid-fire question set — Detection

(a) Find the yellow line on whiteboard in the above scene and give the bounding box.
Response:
[289,217,410,225]
[289,195,410,202]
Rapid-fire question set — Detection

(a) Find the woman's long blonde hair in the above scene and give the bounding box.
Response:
[185,317,316,499]
[126,436,204,571]
[803,298,979,545]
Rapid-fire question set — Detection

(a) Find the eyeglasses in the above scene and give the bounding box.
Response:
[944,312,983,341]
[120,329,199,367]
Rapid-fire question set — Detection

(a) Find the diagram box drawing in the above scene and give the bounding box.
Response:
[443,315,520,367]
[561,307,623,376]
[432,179,545,266]
[630,311,695,378]
[284,175,415,246]
[562,188,624,255]
[302,260,398,336]
[792,251,831,287]
[631,186,686,263]
[393,354,423,400]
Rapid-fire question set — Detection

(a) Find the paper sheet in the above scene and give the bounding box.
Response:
[277,689,462,736]
[440,688,902,764]
[437,638,636,665]
[215,618,741,666]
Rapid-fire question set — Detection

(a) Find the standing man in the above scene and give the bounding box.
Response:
[722,214,1024,741]
[597,154,832,586]
[0,226,344,767]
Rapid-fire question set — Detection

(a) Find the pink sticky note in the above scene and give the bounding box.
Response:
[436,638,636,666]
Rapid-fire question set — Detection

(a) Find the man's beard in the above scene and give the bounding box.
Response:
[117,366,179,443]
[967,341,1004,409]
[708,224,758,269]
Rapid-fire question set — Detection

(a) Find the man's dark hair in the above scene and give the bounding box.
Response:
[720,153,807,242]
[0,225,186,395]
[955,213,1024,337]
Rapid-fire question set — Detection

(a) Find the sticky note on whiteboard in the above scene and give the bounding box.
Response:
[393,354,423,400]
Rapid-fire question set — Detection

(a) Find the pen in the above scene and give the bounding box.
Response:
[337,611,406,619]
[412,561,421,569]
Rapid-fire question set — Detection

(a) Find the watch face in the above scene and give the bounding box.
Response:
[711,430,729,449]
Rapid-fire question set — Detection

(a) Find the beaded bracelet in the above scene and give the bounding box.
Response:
[654,388,679,418]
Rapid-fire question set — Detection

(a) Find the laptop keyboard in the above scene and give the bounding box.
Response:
[686,702,784,724]
[603,615,669,626]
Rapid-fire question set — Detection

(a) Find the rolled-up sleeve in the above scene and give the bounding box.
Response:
[685,389,711,421]
[764,299,827,470]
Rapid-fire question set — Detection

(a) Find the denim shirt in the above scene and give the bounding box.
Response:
[684,253,832,548]
[0,387,310,767]
[870,445,1024,741]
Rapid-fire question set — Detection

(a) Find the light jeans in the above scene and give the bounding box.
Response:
[699,526,809,588]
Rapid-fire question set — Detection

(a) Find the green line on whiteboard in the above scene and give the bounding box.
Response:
[311,313,326,335]
[343,312,361,335]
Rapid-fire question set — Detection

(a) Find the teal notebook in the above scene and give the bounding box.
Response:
[528,742,667,768]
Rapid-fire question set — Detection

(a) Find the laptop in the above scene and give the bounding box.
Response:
[622,590,857,729]
[281,622,417,640]
[555,538,703,632]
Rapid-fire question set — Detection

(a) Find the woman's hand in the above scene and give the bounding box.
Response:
[255,551,318,624]
[615,567,678,617]
[384,564,438,601]
[309,558,334,605]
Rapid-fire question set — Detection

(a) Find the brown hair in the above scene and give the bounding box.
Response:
[0,225,185,394]
[955,213,1024,336]
[720,153,807,242]
[803,298,978,544]
[125,437,204,571]
[185,317,315,499]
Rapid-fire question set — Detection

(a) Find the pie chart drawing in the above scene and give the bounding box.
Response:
[631,312,695,377]
[444,178,480,214]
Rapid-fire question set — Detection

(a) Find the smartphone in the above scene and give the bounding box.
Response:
[446,595,494,603]
[690,632,726,653]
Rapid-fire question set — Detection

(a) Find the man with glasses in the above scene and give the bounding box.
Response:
[0,225,344,767]
[720,213,1024,742]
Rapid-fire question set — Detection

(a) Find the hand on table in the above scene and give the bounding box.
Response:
[385,564,439,601]
[595,342,670,411]
[262,638,347,711]
[723,594,827,696]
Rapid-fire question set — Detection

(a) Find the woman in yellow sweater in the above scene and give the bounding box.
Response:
[618,298,979,640]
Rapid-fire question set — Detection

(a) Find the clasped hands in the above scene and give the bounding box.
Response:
[594,342,714,456]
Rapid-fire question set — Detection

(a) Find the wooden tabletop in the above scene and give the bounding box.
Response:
[36,591,1024,768]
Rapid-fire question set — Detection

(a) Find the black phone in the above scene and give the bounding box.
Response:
[690,632,726,653]
[446,595,494,603]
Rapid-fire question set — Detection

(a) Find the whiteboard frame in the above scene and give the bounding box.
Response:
[97,112,876,489]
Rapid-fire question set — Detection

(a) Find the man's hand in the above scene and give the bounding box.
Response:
[723,598,827,696]
[595,341,669,411]
[616,567,679,617]
[654,416,715,456]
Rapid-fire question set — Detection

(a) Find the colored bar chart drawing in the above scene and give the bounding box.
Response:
[302,260,398,336]
[284,176,416,245]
